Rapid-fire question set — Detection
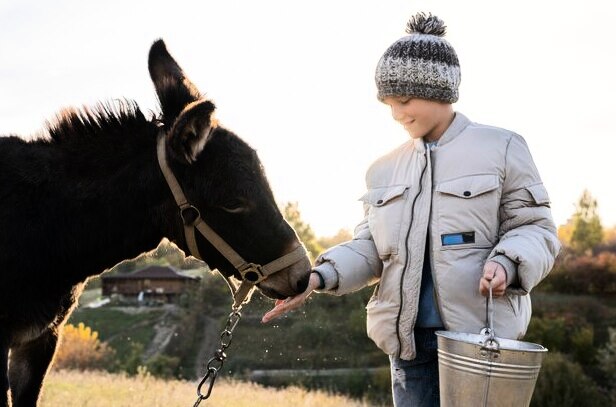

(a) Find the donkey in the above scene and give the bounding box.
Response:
[0,39,311,407]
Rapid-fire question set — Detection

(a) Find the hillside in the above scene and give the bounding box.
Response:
[68,272,392,403]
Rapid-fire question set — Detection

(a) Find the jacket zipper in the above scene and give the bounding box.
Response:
[395,150,428,359]
[427,150,446,330]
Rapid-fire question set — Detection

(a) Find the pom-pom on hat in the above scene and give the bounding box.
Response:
[375,12,461,103]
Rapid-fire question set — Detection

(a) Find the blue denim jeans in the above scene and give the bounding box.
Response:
[389,327,441,407]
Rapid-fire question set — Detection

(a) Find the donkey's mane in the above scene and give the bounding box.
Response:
[46,99,158,144]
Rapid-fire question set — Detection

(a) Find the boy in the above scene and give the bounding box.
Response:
[263,12,560,406]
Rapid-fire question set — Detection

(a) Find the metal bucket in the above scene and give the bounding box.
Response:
[435,286,547,407]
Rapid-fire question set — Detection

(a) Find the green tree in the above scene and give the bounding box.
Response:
[570,189,603,255]
[282,202,323,261]
[148,238,185,267]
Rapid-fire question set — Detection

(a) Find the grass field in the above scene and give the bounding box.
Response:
[41,370,373,407]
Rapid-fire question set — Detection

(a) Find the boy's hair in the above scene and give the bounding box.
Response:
[375,12,461,103]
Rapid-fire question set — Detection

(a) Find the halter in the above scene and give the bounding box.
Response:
[156,131,307,308]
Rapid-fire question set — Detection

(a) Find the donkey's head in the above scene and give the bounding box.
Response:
[149,40,311,299]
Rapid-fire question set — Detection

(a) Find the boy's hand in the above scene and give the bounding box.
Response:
[479,261,507,297]
[261,272,321,323]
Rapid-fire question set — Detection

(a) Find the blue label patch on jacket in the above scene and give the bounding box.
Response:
[441,232,475,246]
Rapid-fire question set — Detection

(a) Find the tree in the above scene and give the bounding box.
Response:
[318,229,353,251]
[557,220,574,246]
[604,227,616,244]
[282,202,323,261]
[570,189,603,255]
[600,226,616,253]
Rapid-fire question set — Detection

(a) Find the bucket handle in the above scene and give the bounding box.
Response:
[480,281,500,351]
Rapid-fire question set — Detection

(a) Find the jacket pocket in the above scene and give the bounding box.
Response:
[525,183,550,206]
[366,298,400,356]
[360,185,410,258]
[435,173,500,249]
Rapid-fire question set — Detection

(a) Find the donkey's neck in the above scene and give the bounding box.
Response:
[43,135,179,285]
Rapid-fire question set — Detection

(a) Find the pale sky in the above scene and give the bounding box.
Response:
[1,0,614,237]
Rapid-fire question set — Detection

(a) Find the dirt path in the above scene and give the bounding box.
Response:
[193,315,220,378]
[142,319,178,361]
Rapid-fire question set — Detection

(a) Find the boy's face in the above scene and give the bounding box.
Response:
[382,96,449,142]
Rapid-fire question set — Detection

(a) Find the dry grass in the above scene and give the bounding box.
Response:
[41,370,372,407]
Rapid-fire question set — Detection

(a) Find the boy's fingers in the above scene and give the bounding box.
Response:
[262,295,307,323]
[483,262,498,280]
[480,261,508,297]
[262,273,321,323]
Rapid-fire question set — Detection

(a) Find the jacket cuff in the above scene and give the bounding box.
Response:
[311,262,339,291]
[491,255,518,287]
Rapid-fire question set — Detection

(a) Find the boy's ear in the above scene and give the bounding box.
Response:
[148,39,201,127]
[167,100,216,164]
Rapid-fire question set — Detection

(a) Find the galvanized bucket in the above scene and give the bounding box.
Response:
[435,285,547,407]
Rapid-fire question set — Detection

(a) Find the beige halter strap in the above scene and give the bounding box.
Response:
[156,132,307,308]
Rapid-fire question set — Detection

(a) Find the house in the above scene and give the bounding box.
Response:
[102,265,200,304]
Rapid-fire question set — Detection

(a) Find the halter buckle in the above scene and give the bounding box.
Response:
[180,204,201,226]
[238,263,265,283]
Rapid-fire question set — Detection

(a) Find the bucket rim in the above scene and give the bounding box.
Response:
[436,330,548,353]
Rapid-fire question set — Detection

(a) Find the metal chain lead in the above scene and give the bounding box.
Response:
[193,306,243,407]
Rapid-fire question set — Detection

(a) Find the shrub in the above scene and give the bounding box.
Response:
[118,342,145,375]
[571,325,596,365]
[547,253,616,294]
[54,323,114,371]
[145,354,181,378]
[598,327,616,387]
[531,352,609,407]
[526,317,599,366]
[525,317,567,352]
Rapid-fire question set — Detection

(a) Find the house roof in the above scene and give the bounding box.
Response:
[102,265,199,281]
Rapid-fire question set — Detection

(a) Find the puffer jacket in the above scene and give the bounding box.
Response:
[314,112,561,360]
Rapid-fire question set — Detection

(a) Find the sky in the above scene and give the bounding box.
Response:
[1,0,615,237]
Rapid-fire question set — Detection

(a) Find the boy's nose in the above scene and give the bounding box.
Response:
[391,105,405,122]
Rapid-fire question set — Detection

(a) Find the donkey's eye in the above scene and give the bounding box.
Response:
[220,200,247,214]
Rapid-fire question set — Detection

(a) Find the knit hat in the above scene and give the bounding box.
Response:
[375,12,461,103]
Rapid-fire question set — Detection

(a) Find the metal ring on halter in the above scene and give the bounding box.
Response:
[238,263,265,283]
[180,204,201,226]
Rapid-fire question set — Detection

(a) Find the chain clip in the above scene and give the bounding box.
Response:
[193,306,243,406]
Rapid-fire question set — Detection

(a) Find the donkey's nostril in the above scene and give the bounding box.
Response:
[295,273,310,293]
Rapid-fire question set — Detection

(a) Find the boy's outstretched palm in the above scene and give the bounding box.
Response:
[262,272,321,323]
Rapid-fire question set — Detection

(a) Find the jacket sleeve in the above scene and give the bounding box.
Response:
[489,133,561,295]
[312,204,382,296]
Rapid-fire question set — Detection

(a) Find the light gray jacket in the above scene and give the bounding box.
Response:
[314,113,561,360]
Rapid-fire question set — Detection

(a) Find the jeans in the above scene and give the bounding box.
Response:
[389,327,441,407]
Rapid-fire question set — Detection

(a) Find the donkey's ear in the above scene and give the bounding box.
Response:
[167,100,216,164]
[148,39,202,127]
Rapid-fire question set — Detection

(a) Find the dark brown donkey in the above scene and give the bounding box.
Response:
[0,40,311,407]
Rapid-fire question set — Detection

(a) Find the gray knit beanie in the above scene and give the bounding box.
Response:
[375,12,461,103]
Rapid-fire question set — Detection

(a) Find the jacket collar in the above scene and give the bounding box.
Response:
[412,112,471,152]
